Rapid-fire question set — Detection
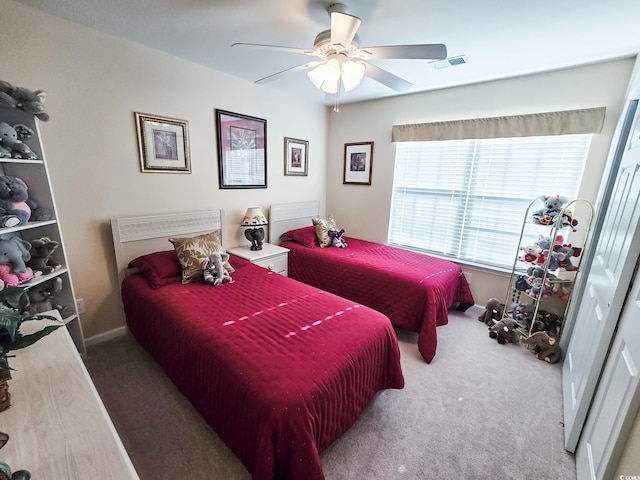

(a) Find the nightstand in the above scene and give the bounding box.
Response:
[227,243,290,276]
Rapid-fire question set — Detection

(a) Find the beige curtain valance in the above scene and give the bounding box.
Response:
[391,107,606,142]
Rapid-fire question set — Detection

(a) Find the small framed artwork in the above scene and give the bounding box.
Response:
[135,112,191,173]
[343,141,374,185]
[216,109,267,189]
[284,137,309,176]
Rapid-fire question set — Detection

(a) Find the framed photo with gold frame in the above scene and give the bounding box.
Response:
[135,112,191,173]
[284,137,308,176]
[343,141,373,185]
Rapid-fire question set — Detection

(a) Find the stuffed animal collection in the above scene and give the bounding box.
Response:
[0,175,52,226]
[328,228,348,248]
[21,277,73,317]
[522,331,562,364]
[478,298,504,326]
[0,236,34,287]
[0,122,38,160]
[202,252,232,286]
[0,79,49,121]
[489,318,521,345]
[26,237,62,275]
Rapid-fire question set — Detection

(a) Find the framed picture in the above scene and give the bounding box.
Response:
[135,112,191,173]
[284,137,309,176]
[216,109,267,189]
[343,141,374,185]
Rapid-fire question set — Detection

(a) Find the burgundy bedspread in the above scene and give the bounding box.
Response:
[122,257,404,480]
[282,238,475,363]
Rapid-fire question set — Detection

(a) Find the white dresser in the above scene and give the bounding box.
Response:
[1,313,138,479]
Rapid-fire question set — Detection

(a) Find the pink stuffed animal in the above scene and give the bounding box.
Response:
[0,264,34,286]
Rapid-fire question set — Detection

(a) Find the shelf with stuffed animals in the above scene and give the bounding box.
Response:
[503,195,594,342]
[0,81,85,354]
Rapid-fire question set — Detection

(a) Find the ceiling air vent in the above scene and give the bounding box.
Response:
[431,55,469,69]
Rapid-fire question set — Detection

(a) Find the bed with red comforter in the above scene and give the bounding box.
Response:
[280,233,475,363]
[121,253,404,480]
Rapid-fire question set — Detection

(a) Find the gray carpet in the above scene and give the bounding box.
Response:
[83,306,576,480]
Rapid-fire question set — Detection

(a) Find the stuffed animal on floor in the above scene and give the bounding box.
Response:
[202,252,232,286]
[489,318,521,345]
[477,298,504,326]
[26,237,62,275]
[523,331,561,364]
[328,228,348,248]
[511,302,536,329]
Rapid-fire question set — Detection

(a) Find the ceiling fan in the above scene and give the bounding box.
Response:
[232,3,447,96]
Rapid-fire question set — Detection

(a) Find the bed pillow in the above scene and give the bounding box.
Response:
[169,230,235,284]
[281,226,319,248]
[312,214,338,248]
[130,250,182,289]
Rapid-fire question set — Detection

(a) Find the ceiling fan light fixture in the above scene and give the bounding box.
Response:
[341,60,365,92]
[307,57,341,94]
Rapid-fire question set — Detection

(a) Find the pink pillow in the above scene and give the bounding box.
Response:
[130,250,182,289]
[281,226,319,248]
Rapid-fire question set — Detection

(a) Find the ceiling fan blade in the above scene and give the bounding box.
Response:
[363,62,412,92]
[232,42,315,56]
[330,11,361,48]
[254,61,321,84]
[357,44,448,60]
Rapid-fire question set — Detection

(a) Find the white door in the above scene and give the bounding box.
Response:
[563,97,640,452]
[575,258,640,479]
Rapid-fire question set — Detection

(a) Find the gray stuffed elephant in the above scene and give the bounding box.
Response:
[0,236,32,273]
[201,252,232,286]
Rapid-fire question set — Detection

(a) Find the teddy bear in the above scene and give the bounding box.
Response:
[202,252,232,286]
[21,277,73,317]
[532,195,569,226]
[0,79,49,121]
[489,318,521,344]
[26,237,62,275]
[328,228,348,248]
[0,236,35,286]
[0,122,37,160]
[522,331,562,364]
[536,309,563,336]
[554,244,582,271]
[477,297,504,326]
[0,176,52,225]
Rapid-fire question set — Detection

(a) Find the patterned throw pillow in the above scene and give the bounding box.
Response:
[169,230,234,284]
[312,214,338,248]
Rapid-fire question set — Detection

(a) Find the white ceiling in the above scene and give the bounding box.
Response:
[14,0,640,106]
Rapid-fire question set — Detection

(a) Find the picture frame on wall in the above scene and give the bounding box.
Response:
[215,109,267,189]
[343,141,374,185]
[284,137,309,176]
[135,112,191,173]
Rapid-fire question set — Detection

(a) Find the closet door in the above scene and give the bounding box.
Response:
[562,97,640,452]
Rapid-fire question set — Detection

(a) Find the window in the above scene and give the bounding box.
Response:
[388,134,591,270]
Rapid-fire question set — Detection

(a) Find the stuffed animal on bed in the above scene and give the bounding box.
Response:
[202,252,232,286]
[328,228,348,248]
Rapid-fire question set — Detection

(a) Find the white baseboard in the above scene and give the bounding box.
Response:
[84,326,129,347]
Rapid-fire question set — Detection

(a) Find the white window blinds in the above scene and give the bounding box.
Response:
[389,135,592,269]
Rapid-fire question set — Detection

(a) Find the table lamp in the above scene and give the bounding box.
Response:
[241,207,268,250]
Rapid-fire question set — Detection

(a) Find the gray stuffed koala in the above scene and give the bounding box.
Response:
[202,252,232,286]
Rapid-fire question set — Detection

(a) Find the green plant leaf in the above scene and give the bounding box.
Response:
[10,325,61,351]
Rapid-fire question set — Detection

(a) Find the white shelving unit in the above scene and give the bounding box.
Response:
[503,197,594,339]
[0,106,85,354]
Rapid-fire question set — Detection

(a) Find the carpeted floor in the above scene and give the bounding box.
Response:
[83,305,576,480]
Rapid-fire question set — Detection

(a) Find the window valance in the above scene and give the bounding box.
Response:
[391,107,606,142]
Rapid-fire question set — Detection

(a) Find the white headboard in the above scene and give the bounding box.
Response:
[269,201,320,244]
[111,210,223,285]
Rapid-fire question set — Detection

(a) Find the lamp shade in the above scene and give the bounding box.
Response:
[241,207,268,226]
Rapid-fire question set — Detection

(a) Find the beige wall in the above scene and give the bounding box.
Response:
[1,0,329,338]
[326,59,635,306]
